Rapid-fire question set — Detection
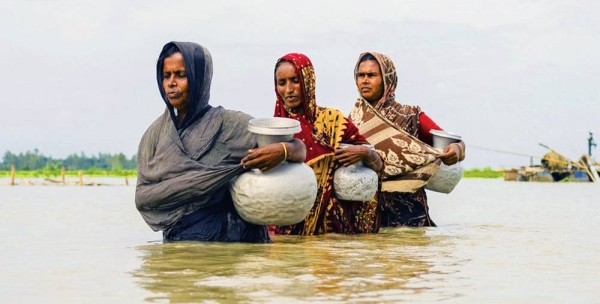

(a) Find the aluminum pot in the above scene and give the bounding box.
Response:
[247,117,300,147]
[426,130,463,194]
[430,130,462,151]
[230,117,317,226]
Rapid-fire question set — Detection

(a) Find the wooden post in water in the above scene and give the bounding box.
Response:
[124,174,129,186]
[61,166,66,184]
[10,165,15,186]
[78,170,83,186]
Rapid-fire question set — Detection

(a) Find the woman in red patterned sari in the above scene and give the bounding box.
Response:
[272,53,383,235]
[349,52,466,227]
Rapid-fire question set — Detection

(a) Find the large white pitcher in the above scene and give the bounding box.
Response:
[230,118,317,226]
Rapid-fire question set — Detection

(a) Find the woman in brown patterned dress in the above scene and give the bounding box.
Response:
[348,52,466,227]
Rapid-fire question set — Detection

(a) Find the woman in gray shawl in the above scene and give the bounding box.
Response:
[135,42,306,242]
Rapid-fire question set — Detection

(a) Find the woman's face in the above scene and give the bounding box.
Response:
[356,59,384,104]
[275,61,302,110]
[162,52,190,113]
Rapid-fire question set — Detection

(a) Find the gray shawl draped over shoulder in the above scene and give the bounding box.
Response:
[135,42,255,231]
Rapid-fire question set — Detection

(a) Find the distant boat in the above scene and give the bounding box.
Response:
[502,150,599,183]
[479,133,598,183]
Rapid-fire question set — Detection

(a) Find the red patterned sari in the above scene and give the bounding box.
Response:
[273,53,380,235]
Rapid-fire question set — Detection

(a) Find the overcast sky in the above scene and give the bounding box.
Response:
[1,0,598,169]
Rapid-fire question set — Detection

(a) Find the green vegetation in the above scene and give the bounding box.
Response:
[2,149,504,179]
[0,168,137,178]
[463,167,504,179]
[1,149,136,171]
[1,149,138,178]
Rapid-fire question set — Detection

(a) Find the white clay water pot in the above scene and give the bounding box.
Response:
[230,117,318,226]
[425,130,463,194]
[333,144,378,201]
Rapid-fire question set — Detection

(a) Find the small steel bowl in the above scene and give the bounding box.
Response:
[430,130,462,151]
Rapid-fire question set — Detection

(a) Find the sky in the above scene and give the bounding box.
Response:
[1,0,598,169]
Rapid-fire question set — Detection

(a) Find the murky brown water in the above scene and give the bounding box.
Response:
[1,179,599,303]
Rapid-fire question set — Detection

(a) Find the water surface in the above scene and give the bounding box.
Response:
[1,179,599,303]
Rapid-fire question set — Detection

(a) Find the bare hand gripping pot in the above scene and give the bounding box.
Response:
[230,118,318,226]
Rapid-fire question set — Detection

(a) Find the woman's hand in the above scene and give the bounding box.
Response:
[335,145,366,166]
[241,139,306,172]
[335,145,383,172]
[241,143,285,172]
[438,142,463,165]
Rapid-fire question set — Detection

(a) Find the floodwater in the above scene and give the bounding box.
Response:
[1,179,599,303]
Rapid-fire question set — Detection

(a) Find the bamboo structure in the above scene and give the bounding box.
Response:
[61,167,66,183]
[78,170,83,186]
[10,165,15,186]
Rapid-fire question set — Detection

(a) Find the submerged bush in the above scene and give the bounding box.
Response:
[463,167,503,178]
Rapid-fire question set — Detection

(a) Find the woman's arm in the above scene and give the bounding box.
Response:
[418,112,443,145]
[455,141,466,161]
[334,145,383,172]
[241,138,306,172]
[362,147,384,171]
[135,120,245,211]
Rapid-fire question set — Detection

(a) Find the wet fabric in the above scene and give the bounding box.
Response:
[163,196,269,242]
[349,51,441,227]
[273,53,380,235]
[135,41,269,242]
[379,189,436,227]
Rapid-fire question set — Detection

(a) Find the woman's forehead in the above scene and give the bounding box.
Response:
[163,53,185,69]
[358,60,380,71]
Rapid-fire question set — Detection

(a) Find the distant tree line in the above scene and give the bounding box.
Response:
[1,149,137,171]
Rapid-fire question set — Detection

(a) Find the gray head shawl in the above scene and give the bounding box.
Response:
[135,42,250,231]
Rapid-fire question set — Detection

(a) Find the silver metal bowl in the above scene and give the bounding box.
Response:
[248,117,301,147]
[430,130,462,151]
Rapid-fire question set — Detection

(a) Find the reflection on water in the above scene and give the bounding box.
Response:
[132,229,457,303]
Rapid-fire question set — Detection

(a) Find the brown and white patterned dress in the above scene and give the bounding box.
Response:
[349,52,440,227]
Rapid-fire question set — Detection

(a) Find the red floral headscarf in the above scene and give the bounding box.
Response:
[273,53,333,161]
